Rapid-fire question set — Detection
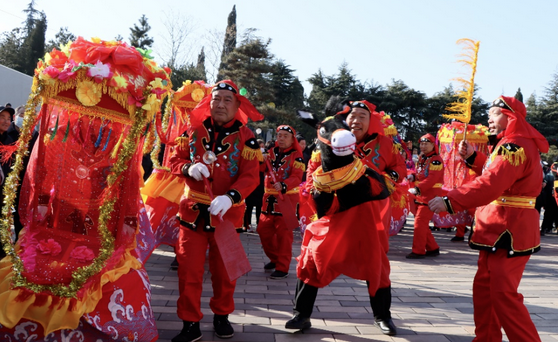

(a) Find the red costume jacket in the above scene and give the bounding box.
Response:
[412,151,444,202]
[446,136,542,256]
[263,146,305,215]
[168,118,262,230]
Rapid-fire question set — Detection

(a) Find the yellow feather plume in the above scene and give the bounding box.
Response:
[443,38,480,124]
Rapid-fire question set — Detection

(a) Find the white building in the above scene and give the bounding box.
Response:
[0,64,33,108]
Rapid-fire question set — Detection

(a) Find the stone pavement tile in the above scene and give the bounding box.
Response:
[274,333,335,341]
[391,335,451,342]
[332,334,393,342]
[147,215,558,341]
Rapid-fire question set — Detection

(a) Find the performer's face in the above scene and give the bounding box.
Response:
[419,140,434,155]
[210,90,239,126]
[276,130,294,150]
[488,107,508,135]
[0,111,11,134]
[346,107,370,143]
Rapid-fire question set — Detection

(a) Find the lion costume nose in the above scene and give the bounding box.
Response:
[331,129,356,156]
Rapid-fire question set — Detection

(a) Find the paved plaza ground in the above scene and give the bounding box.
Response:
[147,216,558,342]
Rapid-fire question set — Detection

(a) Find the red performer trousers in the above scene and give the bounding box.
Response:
[176,227,236,322]
[412,205,439,255]
[472,249,540,342]
[377,198,392,290]
[257,213,293,273]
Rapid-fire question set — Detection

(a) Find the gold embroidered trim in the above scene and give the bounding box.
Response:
[310,150,321,163]
[490,195,536,209]
[265,187,299,195]
[313,157,366,193]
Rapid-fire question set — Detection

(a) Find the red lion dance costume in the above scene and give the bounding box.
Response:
[0,37,172,341]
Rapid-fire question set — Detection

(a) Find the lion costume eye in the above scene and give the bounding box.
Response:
[319,127,326,136]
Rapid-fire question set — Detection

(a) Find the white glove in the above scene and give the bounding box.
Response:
[408,187,418,195]
[209,195,233,217]
[187,163,210,181]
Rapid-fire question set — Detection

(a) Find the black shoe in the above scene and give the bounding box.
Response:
[375,318,397,336]
[425,248,440,257]
[170,257,179,270]
[451,236,465,242]
[264,262,276,270]
[405,252,425,259]
[285,315,311,330]
[171,321,201,342]
[270,270,288,279]
[213,314,234,339]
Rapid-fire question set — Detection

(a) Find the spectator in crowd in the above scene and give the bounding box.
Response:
[540,162,558,235]
[0,106,15,179]
[7,105,25,141]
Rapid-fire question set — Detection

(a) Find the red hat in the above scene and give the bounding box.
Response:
[275,125,302,156]
[419,133,438,154]
[350,100,384,136]
[189,80,264,127]
[491,96,549,153]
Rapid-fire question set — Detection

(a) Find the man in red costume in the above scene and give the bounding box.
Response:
[168,80,263,342]
[406,133,443,259]
[258,125,304,279]
[290,100,405,336]
[429,96,547,342]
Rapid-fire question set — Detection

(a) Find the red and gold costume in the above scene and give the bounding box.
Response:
[141,81,211,248]
[408,134,443,255]
[442,96,547,342]
[258,125,304,274]
[0,37,172,341]
[168,80,262,322]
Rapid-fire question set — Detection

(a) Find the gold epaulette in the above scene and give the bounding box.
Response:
[241,145,264,161]
[497,144,526,166]
[294,160,306,171]
[310,150,321,163]
[429,163,443,171]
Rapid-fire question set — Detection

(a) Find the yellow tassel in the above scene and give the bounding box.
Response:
[429,163,443,171]
[294,160,306,171]
[498,146,526,166]
[383,174,396,195]
[390,194,406,208]
[310,150,321,163]
[241,146,263,161]
[443,39,480,125]
[392,143,402,154]
[111,132,124,159]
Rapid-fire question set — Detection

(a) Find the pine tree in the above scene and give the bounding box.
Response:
[23,11,46,75]
[45,27,75,51]
[515,88,524,103]
[217,5,236,80]
[196,47,207,80]
[129,15,154,49]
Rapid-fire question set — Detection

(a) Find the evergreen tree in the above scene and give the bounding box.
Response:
[514,88,524,103]
[170,63,207,88]
[0,28,26,71]
[529,73,558,145]
[196,47,206,80]
[23,11,46,75]
[217,5,236,80]
[45,27,75,51]
[129,14,154,49]
[114,34,124,42]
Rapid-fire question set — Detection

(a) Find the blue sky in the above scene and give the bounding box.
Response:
[1,0,557,104]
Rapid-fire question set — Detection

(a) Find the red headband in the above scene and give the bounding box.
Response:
[275,125,302,155]
[350,100,383,136]
[189,79,264,127]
